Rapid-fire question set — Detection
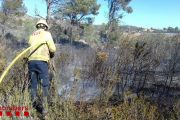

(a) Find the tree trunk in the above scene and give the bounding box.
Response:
[46,0,51,25]
[70,27,73,46]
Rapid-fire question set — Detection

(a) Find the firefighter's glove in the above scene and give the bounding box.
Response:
[50,52,55,58]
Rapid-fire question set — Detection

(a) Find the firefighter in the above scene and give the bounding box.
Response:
[28,19,56,115]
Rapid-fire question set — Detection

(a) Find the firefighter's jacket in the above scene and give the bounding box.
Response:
[28,29,56,62]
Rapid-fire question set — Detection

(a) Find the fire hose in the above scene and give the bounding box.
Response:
[0,42,47,84]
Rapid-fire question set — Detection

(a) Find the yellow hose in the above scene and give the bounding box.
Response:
[0,42,46,83]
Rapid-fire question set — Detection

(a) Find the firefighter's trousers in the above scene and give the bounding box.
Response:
[28,60,49,103]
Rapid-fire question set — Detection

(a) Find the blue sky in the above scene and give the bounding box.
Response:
[23,0,180,29]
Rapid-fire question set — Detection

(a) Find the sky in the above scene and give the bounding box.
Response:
[23,0,180,29]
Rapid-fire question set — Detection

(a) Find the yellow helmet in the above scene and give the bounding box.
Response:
[36,19,49,29]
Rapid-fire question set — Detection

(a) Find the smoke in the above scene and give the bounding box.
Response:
[58,77,100,102]
[55,45,101,102]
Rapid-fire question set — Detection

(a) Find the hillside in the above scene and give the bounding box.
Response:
[1,10,180,120]
[0,13,179,49]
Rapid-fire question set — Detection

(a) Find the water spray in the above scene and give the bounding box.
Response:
[52,58,56,76]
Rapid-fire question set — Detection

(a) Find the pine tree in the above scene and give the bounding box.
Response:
[105,0,133,46]
[57,0,101,45]
[0,0,27,39]
[60,0,100,25]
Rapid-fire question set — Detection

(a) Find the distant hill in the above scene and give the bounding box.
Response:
[0,14,179,49]
[120,25,140,32]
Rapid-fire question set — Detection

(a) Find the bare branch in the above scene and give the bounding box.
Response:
[34,5,46,19]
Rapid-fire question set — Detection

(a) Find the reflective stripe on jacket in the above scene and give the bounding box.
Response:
[28,29,56,61]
